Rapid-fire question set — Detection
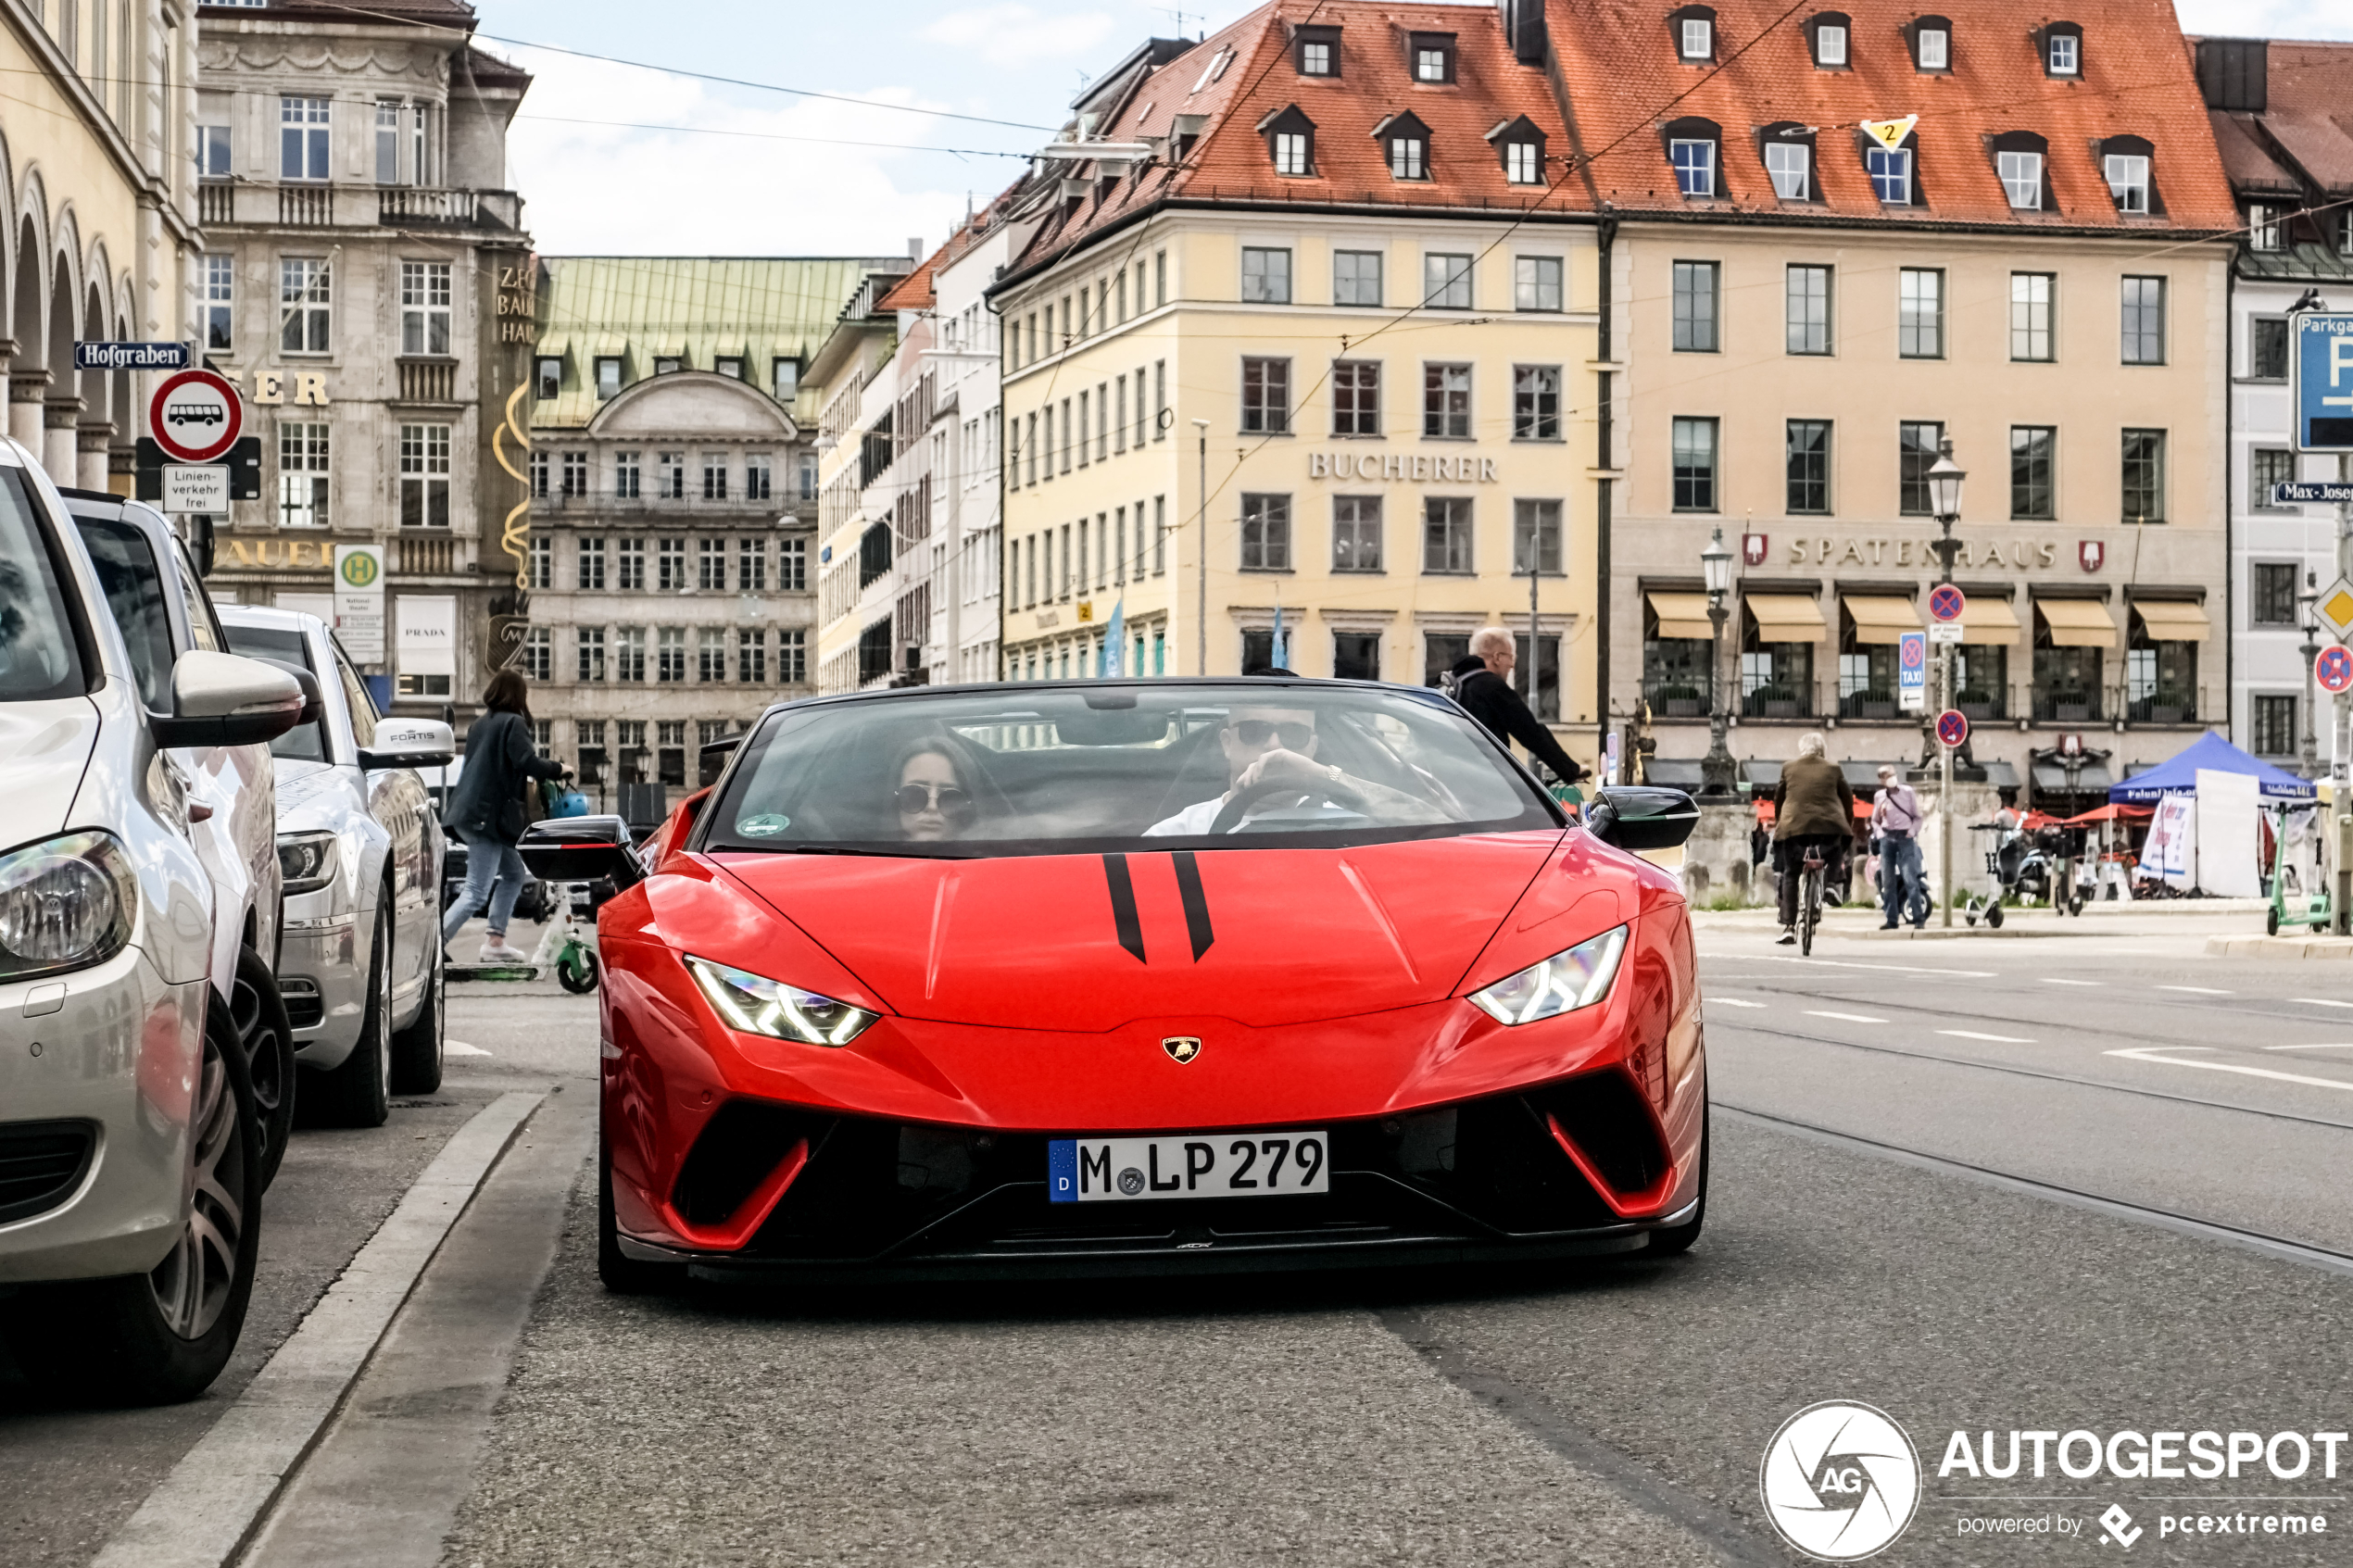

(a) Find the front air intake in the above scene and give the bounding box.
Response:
[672,1101,833,1227]
[0,1120,96,1224]
[1526,1073,1673,1198]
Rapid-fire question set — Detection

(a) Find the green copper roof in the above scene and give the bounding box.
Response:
[531,257,903,429]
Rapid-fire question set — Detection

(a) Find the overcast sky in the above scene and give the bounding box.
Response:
[477,0,2353,258]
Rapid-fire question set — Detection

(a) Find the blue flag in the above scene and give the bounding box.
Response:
[1101,599,1126,676]
[1271,603,1287,670]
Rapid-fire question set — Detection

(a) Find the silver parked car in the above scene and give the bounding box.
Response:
[220,608,453,1124]
[0,439,303,1402]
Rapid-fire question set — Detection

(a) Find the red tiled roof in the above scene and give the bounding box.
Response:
[2256,40,2353,196]
[875,251,940,311]
[1004,1,1592,285]
[1543,0,2238,232]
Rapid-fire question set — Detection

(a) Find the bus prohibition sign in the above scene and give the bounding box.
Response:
[149,369,243,464]
[2318,644,2353,696]
[1935,709,1969,748]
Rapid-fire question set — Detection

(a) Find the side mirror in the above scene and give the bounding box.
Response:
[1585,786,1701,851]
[252,657,325,725]
[359,718,457,771]
[152,650,305,749]
[517,814,643,889]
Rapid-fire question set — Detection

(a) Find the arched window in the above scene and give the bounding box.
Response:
[1662,117,1721,198]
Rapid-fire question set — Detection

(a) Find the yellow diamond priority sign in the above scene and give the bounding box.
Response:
[2317,577,2353,644]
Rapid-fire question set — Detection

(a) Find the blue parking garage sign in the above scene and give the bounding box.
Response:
[2292,313,2353,453]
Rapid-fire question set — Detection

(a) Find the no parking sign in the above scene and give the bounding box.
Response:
[1935,709,1969,749]
[2319,644,2353,696]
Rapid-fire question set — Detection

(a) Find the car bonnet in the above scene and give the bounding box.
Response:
[0,697,100,845]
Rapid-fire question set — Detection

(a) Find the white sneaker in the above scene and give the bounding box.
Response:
[478,938,529,965]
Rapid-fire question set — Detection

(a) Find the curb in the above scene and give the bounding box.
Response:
[2205,935,2353,960]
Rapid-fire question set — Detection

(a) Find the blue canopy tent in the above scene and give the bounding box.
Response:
[2108,731,2316,803]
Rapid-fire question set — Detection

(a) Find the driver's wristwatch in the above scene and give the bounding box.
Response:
[1325,763,1344,784]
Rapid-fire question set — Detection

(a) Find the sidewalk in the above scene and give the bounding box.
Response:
[1691,898,2284,944]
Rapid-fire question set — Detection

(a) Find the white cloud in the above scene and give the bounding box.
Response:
[501,47,997,256]
[921,5,1117,67]
[2172,0,2353,37]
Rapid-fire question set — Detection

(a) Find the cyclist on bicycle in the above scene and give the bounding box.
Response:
[1771,733,1856,946]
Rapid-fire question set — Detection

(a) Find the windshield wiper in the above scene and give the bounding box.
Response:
[761,845,974,859]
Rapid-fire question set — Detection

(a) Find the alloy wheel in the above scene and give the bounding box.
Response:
[374,906,394,1102]
[146,1032,247,1339]
[231,966,286,1161]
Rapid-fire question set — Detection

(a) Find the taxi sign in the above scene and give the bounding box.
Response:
[2315,577,2353,644]
[2319,644,2353,696]
[1928,583,1966,622]
[148,369,243,464]
[1897,631,1927,711]
[1934,709,1969,749]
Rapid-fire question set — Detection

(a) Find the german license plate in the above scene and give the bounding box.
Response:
[1048,1131,1329,1203]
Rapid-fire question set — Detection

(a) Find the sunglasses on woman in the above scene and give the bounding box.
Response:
[1227,720,1315,749]
[894,783,976,817]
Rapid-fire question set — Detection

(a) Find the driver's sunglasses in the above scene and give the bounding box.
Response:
[1228,720,1315,749]
[893,783,976,817]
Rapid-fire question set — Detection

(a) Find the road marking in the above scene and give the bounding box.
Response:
[1806,1010,1888,1024]
[2108,1047,2353,1093]
[2292,998,2353,1009]
[1940,1029,2036,1043]
[2040,977,2101,986]
[89,1091,547,1568]
[1708,997,1768,1009]
[446,1040,492,1057]
[1736,954,1994,978]
[2266,1043,2353,1051]
[2158,985,2234,996]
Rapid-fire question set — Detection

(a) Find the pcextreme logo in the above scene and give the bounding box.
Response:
[1760,1401,1923,1562]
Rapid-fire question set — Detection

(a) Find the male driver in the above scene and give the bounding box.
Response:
[1447,627,1587,787]
[1870,764,1928,930]
[1145,703,1448,835]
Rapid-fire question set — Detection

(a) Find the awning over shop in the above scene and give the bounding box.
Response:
[1958,596,2021,639]
[1746,594,1827,638]
[2130,599,2212,638]
[1646,592,1716,640]
[1980,760,2020,790]
[1842,596,1919,644]
[2032,597,2117,646]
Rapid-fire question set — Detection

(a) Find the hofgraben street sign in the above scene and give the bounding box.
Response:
[75,341,190,371]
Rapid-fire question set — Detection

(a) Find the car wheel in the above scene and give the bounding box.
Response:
[598,1138,684,1295]
[390,937,446,1095]
[231,947,296,1191]
[0,993,261,1405]
[1645,1105,1708,1258]
[308,887,393,1128]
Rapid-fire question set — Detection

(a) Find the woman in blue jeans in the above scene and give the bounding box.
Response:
[441,669,568,963]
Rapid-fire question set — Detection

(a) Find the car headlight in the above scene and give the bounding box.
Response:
[685,956,878,1047]
[1466,924,1629,1026]
[278,832,340,896]
[0,831,139,983]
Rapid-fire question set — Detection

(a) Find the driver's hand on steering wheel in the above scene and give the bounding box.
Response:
[1230,747,1331,797]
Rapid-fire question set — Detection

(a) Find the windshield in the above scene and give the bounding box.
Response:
[221,621,328,763]
[71,517,174,711]
[0,469,82,703]
[702,683,1559,858]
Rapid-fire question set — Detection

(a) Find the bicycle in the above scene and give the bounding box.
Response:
[1798,845,1827,955]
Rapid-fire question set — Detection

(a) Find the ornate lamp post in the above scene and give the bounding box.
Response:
[2300,572,2322,780]
[1700,525,1736,798]
[1926,438,1967,927]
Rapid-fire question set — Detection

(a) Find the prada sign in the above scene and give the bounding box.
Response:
[1309,452,1500,483]
[1784,534,2072,571]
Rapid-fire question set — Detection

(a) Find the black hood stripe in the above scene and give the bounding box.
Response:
[1172,851,1214,961]
[1101,854,1147,963]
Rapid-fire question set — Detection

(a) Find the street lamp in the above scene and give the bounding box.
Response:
[1927,438,1966,927]
[1927,438,1967,584]
[2300,571,2322,779]
[1699,525,1736,798]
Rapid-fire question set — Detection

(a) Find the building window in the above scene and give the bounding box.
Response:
[204,255,233,351]
[713,356,743,381]
[374,100,401,183]
[798,452,818,501]
[196,121,231,180]
[1334,250,1383,306]
[1918,25,1949,68]
[1672,417,1718,511]
[617,538,644,591]
[397,261,452,356]
[1998,150,2044,209]
[2048,31,2079,75]
[781,536,807,591]
[698,537,726,591]
[278,421,329,529]
[658,536,686,590]
[1333,633,1380,682]
[1513,498,1562,574]
[2252,317,2290,380]
[1672,260,1718,352]
[535,358,562,400]
[2252,449,2297,511]
[2253,695,2296,757]
[576,629,606,684]
[653,356,683,375]
[1423,363,1470,437]
[734,629,765,684]
[2010,272,2055,362]
[2125,630,2194,723]
[659,452,686,500]
[2248,203,2282,251]
[2251,562,2300,624]
[1786,265,1831,355]
[1815,22,1847,65]
[529,450,548,499]
[578,536,607,591]
[1670,139,1716,197]
[1241,246,1292,304]
[1512,366,1561,440]
[520,626,549,682]
[398,423,450,528]
[597,358,623,400]
[1414,41,1453,82]
[280,258,330,353]
[1240,493,1291,570]
[2121,276,2166,364]
[1899,421,1944,516]
[1241,358,1290,434]
[1898,268,1943,358]
[2106,154,2150,214]
[1423,254,1472,308]
[2121,430,2167,523]
[743,453,771,502]
[610,451,638,500]
[1422,497,1474,573]
[1273,131,1311,177]
[1332,495,1382,571]
[697,628,725,683]
[527,534,552,590]
[1504,142,1541,183]
[617,628,647,684]
[739,538,765,591]
[1299,35,1334,75]
[1786,420,1831,513]
[1867,146,1911,205]
[1680,16,1713,58]
[1385,127,1428,181]
[702,455,729,501]
[2010,426,2057,520]
[1514,256,1563,311]
[1766,141,1811,200]
[1332,360,1380,436]
[560,450,587,498]
[779,628,807,684]
[279,95,329,181]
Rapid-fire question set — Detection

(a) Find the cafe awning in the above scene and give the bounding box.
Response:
[2131,599,2212,638]
[1746,594,1827,638]
[1843,596,1920,645]
[2033,597,2117,647]
[1957,596,2022,640]
[1646,592,1715,640]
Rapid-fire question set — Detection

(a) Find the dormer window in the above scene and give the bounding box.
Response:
[1375,112,1431,181]
[2249,204,2283,251]
[1487,116,1547,184]
[1663,118,1720,197]
[1759,124,1816,200]
[1409,32,1456,83]
[1868,146,1911,205]
[1670,6,1717,61]
[1259,105,1316,177]
[535,357,561,400]
[654,356,683,375]
[2042,22,2082,77]
[2103,142,2153,214]
[1991,131,2049,211]
[1903,15,1951,70]
[596,358,623,399]
[1295,24,1340,77]
[1807,13,1851,68]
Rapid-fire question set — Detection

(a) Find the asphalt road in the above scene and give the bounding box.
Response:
[7,915,2352,1567]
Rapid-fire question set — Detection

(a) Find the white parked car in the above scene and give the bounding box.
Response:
[0,440,303,1402]
[220,607,452,1123]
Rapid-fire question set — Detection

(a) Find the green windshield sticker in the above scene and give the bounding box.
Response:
[737,813,793,837]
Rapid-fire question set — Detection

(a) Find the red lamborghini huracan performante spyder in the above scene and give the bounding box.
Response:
[559,679,1706,1288]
